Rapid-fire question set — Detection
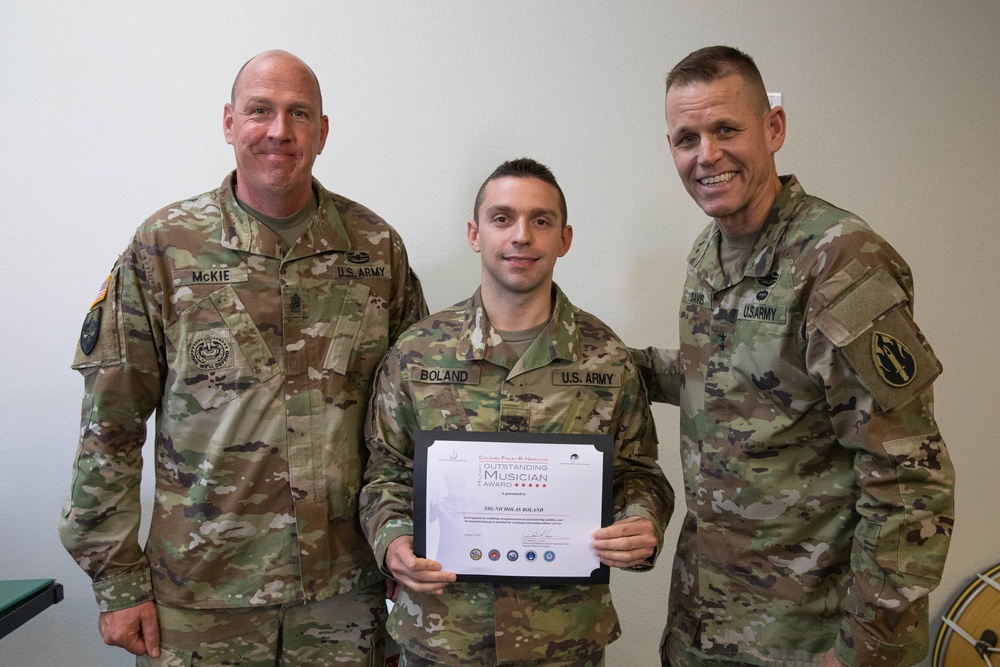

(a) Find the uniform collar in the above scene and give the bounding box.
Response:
[688,175,804,290]
[456,284,578,373]
[218,171,352,258]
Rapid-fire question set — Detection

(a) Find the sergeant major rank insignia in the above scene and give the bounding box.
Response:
[872,331,915,387]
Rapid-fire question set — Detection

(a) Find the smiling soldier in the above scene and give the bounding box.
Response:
[360,158,673,667]
[59,50,426,666]
[633,46,955,667]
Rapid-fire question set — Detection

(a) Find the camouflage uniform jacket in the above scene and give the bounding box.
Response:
[59,173,427,611]
[635,176,954,667]
[361,286,673,666]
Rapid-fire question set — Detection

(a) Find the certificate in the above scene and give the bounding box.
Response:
[413,430,612,584]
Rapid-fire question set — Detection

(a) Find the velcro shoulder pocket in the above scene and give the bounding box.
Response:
[72,265,125,371]
[815,269,940,412]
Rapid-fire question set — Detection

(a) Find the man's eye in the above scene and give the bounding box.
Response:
[251,108,267,115]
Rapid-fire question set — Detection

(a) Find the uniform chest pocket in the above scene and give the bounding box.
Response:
[413,385,473,431]
[322,281,390,392]
[166,286,278,414]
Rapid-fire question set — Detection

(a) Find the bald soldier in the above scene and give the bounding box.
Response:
[634,46,955,666]
[59,50,426,665]
[360,158,673,667]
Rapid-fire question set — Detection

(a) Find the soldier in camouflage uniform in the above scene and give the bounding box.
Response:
[58,50,427,666]
[632,46,955,667]
[360,158,674,666]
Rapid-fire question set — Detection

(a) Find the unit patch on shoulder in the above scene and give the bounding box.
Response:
[872,331,915,387]
[90,274,111,310]
[80,307,102,355]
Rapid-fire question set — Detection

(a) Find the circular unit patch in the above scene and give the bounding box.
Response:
[189,333,233,371]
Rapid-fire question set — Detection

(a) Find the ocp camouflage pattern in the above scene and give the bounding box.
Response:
[59,172,427,612]
[361,286,674,666]
[634,176,954,667]
[135,581,387,666]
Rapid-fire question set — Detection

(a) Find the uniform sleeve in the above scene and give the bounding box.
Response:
[629,346,682,406]
[359,346,420,573]
[809,265,955,667]
[388,231,428,343]
[611,357,675,570]
[57,237,165,611]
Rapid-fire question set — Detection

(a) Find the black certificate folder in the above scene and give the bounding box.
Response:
[413,430,613,585]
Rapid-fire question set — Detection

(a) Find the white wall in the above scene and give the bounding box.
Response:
[1,2,997,665]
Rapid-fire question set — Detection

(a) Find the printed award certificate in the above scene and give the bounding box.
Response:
[413,430,612,584]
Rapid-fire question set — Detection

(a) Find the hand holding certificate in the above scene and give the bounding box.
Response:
[413,431,612,585]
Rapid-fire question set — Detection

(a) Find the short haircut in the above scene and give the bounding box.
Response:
[666,45,770,116]
[473,158,568,226]
[230,50,323,113]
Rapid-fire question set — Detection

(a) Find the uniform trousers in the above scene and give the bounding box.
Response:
[137,581,386,667]
[398,647,604,667]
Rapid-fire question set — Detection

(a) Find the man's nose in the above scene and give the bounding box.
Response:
[511,219,532,244]
[268,113,291,140]
[699,136,721,164]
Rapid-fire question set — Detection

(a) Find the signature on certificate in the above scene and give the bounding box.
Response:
[523,528,553,538]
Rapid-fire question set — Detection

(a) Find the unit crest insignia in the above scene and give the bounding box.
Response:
[872,331,916,387]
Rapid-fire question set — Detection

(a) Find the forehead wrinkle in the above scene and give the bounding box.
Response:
[239,94,318,112]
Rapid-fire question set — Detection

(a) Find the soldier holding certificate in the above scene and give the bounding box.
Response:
[360,158,673,667]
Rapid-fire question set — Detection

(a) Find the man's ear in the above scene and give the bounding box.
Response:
[558,224,573,257]
[467,220,481,253]
[223,103,235,145]
[765,105,786,154]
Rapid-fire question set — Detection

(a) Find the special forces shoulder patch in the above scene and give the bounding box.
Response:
[871,331,915,388]
[80,307,102,356]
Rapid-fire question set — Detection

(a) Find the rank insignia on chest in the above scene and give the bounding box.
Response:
[80,307,102,356]
[872,331,916,387]
[500,413,529,432]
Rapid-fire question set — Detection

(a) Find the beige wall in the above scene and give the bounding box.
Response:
[1,2,996,665]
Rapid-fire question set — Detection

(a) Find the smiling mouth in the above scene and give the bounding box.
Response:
[699,172,736,186]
